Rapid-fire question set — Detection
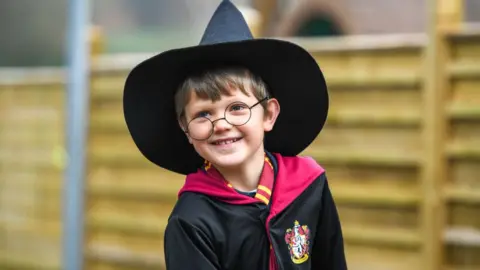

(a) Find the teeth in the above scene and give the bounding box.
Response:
[214,138,238,145]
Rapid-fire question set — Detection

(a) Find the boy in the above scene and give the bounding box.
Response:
[123,1,347,269]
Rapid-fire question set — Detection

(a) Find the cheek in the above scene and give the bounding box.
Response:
[191,140,208,151]
[240,120,265,140]
[190,141,213,160]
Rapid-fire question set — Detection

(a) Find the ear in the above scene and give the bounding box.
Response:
[263,98,280,132]
[178,119,193,144]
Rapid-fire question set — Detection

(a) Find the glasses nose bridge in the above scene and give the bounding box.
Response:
[211,116,231,129]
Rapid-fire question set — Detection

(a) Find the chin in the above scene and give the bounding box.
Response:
[206,151,248,169]
[213,158,245,169]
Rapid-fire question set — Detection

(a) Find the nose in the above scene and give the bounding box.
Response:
[212,118,232,133]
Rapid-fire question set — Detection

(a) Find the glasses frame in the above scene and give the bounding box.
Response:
[185,97,269,141]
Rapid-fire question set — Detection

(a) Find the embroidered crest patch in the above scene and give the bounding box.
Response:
[284,220,310,264]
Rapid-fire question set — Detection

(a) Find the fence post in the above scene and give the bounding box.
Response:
[62,0,91,269]
[421,0,464,269]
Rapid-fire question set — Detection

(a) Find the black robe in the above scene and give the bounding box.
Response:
[164,152,347,270]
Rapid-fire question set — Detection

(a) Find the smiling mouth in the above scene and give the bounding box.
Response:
[211,138,242,145]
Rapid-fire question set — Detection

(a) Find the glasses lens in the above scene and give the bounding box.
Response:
[225,102,251,126]
[187,117,213,140]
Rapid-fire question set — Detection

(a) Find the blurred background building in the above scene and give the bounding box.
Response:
[0,0,479,270]
[2,0,480,66]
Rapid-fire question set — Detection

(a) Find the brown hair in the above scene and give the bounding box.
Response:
[174,67,271,122]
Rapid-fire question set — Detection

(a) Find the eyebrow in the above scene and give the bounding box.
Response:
[187,97,253,117]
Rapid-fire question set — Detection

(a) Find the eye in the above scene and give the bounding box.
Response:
[195,111,210,118]
[229,103,248,111]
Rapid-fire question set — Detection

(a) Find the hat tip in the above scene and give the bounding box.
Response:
[199,0,253,45]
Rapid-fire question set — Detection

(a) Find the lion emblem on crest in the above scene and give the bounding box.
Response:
[284,220,310,264]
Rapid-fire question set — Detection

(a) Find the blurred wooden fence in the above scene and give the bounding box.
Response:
[0,69,64,270]
[0,30,479,270]
[441,29,480,270]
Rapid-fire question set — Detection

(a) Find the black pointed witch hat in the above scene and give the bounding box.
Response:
[123,0,329,175]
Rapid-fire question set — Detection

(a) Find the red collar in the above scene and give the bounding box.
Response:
[178,153,325,213]
[202,154,274,205]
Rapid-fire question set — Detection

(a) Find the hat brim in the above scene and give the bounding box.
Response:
[123,39,329,175]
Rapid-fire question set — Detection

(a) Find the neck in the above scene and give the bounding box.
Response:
[215,147,265,192]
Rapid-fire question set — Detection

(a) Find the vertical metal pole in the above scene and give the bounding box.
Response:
[63,0,91,269]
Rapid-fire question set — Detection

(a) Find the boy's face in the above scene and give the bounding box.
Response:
[181,86,280,170]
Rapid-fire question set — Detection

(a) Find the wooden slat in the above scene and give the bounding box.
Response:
[87,216,167,238]
[0,222,61,238]
[332,185,420,207]
[345,243,422,270]
[446,143,480,159]
[92,53,153,73]
[86,243,164,269]
[90,76,127,101]
[444,227,480,247]
[343,226,421,248]
[448,63,480,79]
[445,23,480,39]
[90,118,126,133]
[286,33,426,52]
[0,252,59,270]
[0,68,64,86]
[0,156,62,170]
[304,149,420,167]
[89,154,153,168]
[327,75,421,89]
[88,185,177,203]
[444,185,480,204]
[327,112,420,127]
[448,104,480,120]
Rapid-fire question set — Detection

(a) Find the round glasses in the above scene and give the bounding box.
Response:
[185,97,268,141]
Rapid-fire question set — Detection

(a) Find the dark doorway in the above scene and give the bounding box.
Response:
[295,15,344,37]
